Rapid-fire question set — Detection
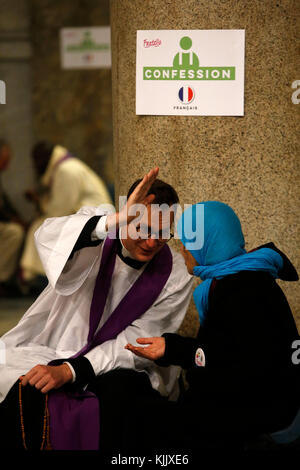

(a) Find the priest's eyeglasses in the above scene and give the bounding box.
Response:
[136,224,174,245]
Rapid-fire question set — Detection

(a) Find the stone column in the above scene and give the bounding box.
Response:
[0,0,34,219]
[30,0,114,187]
[110,0,300,333]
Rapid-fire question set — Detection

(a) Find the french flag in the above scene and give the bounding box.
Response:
[178,86,194,104]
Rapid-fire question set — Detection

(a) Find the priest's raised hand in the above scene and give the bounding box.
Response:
[105,166,159,231]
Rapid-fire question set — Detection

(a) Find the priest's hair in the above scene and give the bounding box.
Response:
[127,178,179,206]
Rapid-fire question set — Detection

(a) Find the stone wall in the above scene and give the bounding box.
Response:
[110,0,300,334]
[0,0,34,219]
[30,0,114,188]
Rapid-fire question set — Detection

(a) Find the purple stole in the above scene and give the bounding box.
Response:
[48,235,173,450]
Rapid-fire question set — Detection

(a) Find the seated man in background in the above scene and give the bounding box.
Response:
[0,139,26,296]
[0,168,194,451]
[20,140,112,293]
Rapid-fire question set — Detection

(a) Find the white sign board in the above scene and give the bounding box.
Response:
[136,30,245,116]
[60,27,111,69]
[0,80,6,104]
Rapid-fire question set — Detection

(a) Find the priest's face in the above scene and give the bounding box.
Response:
[121,205,174,262]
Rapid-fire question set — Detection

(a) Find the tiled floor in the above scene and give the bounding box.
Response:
[0,296,36,337]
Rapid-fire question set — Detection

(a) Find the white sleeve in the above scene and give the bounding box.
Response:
[91,216,108,241]
[34,206,108,290]
[63,362,76,382]
[84,268,194,376]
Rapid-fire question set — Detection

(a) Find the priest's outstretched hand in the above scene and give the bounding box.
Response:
[20,364,73,394]
[125,337,165,360]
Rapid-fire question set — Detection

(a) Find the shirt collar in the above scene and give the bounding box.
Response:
[119,235,134,259]
[117,230,146,269]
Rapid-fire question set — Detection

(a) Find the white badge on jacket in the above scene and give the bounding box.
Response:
[195,348,205,367]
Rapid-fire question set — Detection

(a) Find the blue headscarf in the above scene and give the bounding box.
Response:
[177,201,283,324]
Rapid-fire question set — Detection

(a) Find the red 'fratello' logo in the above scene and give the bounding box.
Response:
[143,39,161,48]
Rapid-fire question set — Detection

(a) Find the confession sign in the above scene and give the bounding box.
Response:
[60,27,111,69]
[136,30,245,116]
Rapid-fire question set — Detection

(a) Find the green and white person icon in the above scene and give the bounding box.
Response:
[81,31,94,49]
[173,36,200,69]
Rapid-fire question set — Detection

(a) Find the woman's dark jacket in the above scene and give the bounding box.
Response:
[157,243,300,415]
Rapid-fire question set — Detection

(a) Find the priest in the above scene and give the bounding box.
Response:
[0,167,193,451]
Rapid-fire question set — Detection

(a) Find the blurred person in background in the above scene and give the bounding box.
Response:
[0,139,26,297]
[20,141,113,294]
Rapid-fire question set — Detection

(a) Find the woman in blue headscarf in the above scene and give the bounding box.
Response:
[126,201,300,451]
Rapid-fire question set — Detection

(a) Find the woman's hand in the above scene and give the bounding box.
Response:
[125,337,165,361]
[20,364,73,394]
